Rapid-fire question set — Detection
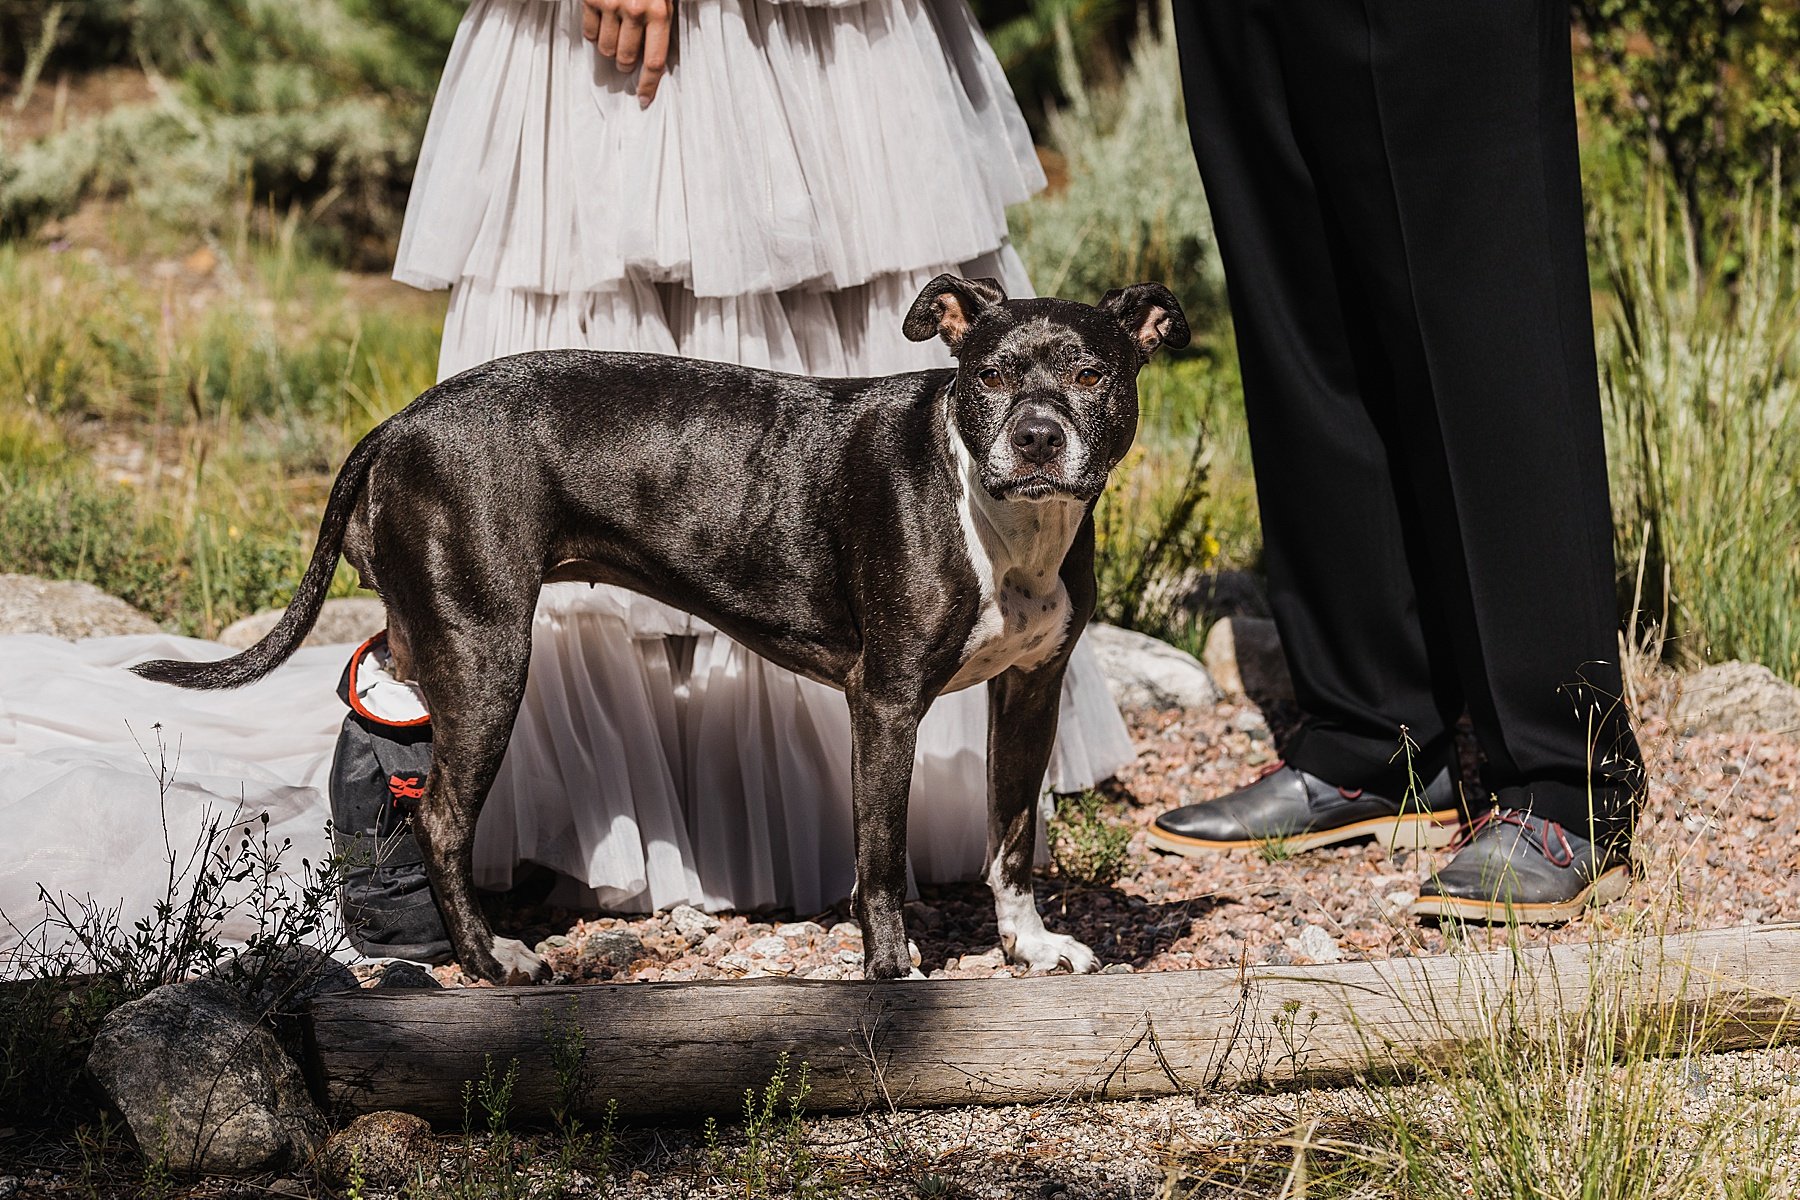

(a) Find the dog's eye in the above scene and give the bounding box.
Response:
[978,368,1005,389]
[1075,368,1104,388]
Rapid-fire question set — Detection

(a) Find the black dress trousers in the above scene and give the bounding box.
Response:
[1173,0,1644,839]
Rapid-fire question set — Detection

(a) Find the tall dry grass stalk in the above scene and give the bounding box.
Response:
[1164,915,1800,1199]
[1597,168,1800,684]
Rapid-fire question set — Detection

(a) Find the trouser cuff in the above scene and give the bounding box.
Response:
[1282,722,1451,800]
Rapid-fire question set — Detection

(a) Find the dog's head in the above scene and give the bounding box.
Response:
[904,275,1189,503]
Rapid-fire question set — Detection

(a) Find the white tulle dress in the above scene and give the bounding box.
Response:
[0,0,1136,963]
[393,0,1137,914]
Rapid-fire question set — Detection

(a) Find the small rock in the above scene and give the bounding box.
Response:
[1292,925,1342,964]
[372,962,442,990]
[718,953,754,976]
[217,597,387,650]
[86,979,324,1175]
[213,945,359,1020]
[1100,963,1134,975]
[579,929,645,969]
[837,949,864,965]
[828,922,862,942]
[1203,617,1295,704]
[746,935,791,959]
[1085,623,1222,711]
[0,574,159,638]
[1381,890,1416,915]
[211,945,359,1062]
[774,921,825,941]
[539,934,573,949]
[267,1180,307,1197]
[1230,708,1269,736]
[0,1178,18,1200]
[957,948,1007,970]
[1675,662,1800,738]
[670,904,721,939]
[322,1111,435,1188]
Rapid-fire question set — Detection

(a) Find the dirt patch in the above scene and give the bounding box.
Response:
[415,669,1799,988]
[0,66,157,146]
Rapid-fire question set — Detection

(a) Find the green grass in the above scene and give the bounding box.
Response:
[0,229,440,636]
[1597,181,1800,682]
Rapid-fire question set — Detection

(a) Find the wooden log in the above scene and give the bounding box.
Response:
[306,923,1800,1121]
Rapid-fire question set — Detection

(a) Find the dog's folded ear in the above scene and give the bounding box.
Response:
[904,274,1007,353]
[1098,283,1190,362]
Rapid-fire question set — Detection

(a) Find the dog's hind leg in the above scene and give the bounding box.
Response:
[986,665,1100,974]
[403,612,544,984]
[373,522,547,985]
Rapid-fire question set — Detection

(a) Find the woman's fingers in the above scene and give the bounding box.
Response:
[614,0,645,70]
[596,5,621,57]
[583,0,673,108]
[638,12,670,107]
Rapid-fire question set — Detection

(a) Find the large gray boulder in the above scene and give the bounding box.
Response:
[1085,623,1221,711]
[1202,616,1295,704]
[86,979,325,1175]
[0,573,159,638]
[217,597,386,649]
[1675,662,1800,738]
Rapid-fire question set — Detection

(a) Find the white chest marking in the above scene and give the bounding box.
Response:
[943,412,1083,693]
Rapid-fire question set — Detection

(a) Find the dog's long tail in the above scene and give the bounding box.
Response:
[133,426,386,690]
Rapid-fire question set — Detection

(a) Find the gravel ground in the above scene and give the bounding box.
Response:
[14,1043,1794,1197]
[417,667,1800,988]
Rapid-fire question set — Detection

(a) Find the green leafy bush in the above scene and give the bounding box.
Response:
[1009,0,1221,324]
[1,0,460,263]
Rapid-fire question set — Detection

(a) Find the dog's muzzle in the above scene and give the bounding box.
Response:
[990,405,1086,500]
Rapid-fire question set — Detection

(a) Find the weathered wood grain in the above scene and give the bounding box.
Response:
[306,924,1800,1121]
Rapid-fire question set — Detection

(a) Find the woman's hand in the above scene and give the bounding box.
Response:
[583,0,673,108]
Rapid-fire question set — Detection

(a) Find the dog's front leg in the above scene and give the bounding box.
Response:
[987,666,1100,974]
[846,683,925,980]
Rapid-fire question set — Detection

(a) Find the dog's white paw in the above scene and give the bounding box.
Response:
[1002,929,1100,975]
[491,937,549,985]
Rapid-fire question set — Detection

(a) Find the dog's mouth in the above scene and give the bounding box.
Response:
[986,473,1093,502]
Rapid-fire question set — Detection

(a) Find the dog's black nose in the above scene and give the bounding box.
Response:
[1011,416,1066,465]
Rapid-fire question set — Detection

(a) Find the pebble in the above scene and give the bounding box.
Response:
[746,936,790,958]
[579,929,645,969]
[0,1178,18,1200]
[837,949,863,965]
[828,922,862,941]
[956,948,1007,970]
[669,904,721,939]
[775,921,825,940]
[1292,924,1342,964]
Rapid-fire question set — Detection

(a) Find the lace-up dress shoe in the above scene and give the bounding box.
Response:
[1147,761,1461,856]
[1412,807,1630,924]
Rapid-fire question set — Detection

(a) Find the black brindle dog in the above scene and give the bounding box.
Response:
[135,275,1188,984]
